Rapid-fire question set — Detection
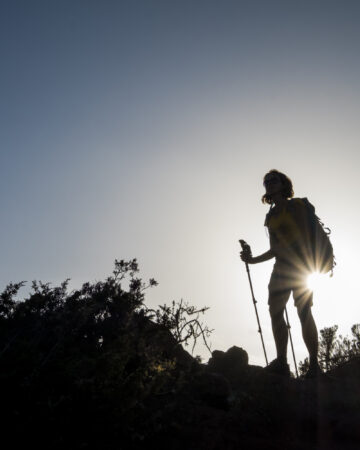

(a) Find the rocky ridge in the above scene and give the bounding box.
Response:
[155,345,360,450]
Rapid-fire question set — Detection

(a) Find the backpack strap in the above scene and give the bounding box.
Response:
[301,197,315,214]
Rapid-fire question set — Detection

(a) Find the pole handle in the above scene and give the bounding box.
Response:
[239,240,252,264]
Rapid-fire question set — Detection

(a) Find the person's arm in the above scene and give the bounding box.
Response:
[250,249,275,264]
[241,248,275,264]
[240,225,277,264]
[251,229,279,264]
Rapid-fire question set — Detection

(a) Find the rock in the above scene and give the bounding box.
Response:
[139,316,196,369]
[333,414,360,441]
[226,346,249,367]
[329,356,360,380]
[207,350,226,369]
[207,346,248,380]
[193,372,232,409]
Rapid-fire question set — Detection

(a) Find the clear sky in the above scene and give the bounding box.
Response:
[2,0,360,370]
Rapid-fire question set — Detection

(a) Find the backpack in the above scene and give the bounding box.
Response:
[301,198,336,276]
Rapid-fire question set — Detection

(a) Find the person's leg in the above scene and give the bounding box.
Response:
[295,289,318,365]
[267,264,292,374]
[269,297,289,361]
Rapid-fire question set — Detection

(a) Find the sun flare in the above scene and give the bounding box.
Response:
[307,272,327,292]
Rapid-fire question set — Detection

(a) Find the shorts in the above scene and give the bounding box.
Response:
[268,260,313,310]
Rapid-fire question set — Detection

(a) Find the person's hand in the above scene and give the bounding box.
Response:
[240,251,254,264]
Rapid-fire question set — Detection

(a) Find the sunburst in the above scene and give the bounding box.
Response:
[307,271,327,292]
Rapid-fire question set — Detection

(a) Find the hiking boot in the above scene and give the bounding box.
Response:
[304,362,323,379]
[264,358,290,377]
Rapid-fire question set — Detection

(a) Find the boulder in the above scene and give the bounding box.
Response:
[193,371,232,409]
[207,346,248,378]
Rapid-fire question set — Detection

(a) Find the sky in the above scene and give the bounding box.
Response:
[1,0,360,371]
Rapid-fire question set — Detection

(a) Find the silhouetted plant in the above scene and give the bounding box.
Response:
[146,299,213,355]
[0,259,211,449]
[299,323,360,376]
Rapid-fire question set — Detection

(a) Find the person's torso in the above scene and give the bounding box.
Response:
[267,201,303,247]
[266,198,311,267]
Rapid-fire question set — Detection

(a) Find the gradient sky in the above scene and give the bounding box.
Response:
[2,1,360,369]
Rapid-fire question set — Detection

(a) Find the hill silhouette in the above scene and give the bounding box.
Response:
[0,259,359,450]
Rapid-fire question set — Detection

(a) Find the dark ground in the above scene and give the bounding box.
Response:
[149,347,360,450]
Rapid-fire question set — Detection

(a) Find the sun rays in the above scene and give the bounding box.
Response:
[307,272,326,292]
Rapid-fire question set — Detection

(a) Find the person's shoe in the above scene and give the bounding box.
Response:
[264,358,290,377]
[304,362,323,379]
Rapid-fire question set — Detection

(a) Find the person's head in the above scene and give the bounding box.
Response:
[261,169,294,204]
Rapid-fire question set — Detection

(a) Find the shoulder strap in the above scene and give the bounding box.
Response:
[300,197,315,214]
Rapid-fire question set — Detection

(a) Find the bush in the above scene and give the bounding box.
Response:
[299,324,360,376]
[0,259,212,449]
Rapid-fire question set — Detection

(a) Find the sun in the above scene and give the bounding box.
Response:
[307,272,327,292]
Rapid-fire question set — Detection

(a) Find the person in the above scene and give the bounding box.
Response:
[240,169,321,378]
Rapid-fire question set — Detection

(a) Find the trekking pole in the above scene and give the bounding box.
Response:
[239,240,268,366]
[284,307,299,378]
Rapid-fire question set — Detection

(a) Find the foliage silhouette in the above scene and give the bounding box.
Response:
[0,259,212,449]
[146,299,213,355]
[3,260,359,449]
[299,323,360,376]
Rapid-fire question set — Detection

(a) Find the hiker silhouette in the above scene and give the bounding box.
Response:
[240,169,325,378]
